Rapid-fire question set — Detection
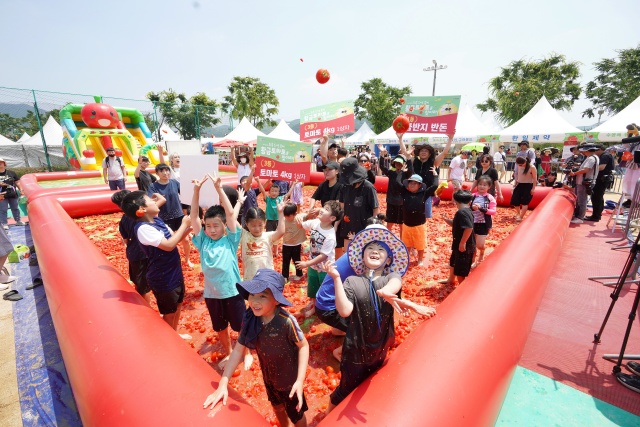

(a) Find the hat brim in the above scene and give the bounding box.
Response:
[347,225,409,277]
[236,278,292,307]
[339,165,368,185]
[402,179,423,187]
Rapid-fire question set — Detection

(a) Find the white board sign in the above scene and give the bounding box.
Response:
[165,140,202,156]
[179,154,220,209]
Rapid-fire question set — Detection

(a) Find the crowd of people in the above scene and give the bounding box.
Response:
[0,134,626,426]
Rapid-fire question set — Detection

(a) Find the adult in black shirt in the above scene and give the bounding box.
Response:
[309,161,343,209]
[585,145,615,222]
[0,158,24,228]
[398,130,455,218]
[134,156,157,192]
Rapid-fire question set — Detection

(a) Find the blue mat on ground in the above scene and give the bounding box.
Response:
[6,225,82,427]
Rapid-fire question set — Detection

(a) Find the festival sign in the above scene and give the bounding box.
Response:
[561,132,586,160]
[300,100,355,141]
[255,136,313,182]
[400,96,461,134]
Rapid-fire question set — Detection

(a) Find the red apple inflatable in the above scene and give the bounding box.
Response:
[81,103,120,128]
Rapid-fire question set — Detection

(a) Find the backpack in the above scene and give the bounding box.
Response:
[105,155,123,168]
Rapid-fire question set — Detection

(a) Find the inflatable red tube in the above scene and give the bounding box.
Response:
[322,189,575,426]
[28,196,269,426]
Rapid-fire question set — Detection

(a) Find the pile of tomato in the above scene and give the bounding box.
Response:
[75,186,517,426]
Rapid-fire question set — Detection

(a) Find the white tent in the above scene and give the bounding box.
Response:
[589,95,640,142]
[429,103,498,144]
[215,117,266,145]
[16,132,30,142]
[345,122,377,144]
[267,119,299,141]
[22,115,64,146]
[0,134,16,145]
[498,96,584,144]
[158,123,181,141]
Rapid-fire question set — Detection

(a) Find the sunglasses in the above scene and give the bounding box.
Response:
[480,160,490,163]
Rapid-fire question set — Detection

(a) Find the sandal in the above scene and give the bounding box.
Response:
[26,278,44,290]
[3,290,23,301]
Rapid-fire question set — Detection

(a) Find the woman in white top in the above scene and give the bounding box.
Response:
[231,145,255,186]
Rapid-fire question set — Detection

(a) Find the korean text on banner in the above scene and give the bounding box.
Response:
[300,100,355,141]
[401,96,461,134]
[256,136,312,182]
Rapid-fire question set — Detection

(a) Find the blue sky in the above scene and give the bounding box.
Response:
[1,0,638,128]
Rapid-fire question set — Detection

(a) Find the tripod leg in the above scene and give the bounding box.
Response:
[594,235,640,342]
[613,283,640,374]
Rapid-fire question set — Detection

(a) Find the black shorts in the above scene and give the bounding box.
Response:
[264,382,308,424]
[449,250,474,278]
[129,258,150,295]
[511,183,534,206]
[385,204,403,224]
[164,216,185,232]
[330,358,385,407]
[152,281,185,315]
[316,307,349,332]
[205,295,246,332]
[266,219,278,232]
[335,234,344,249]
[473,222,491,236]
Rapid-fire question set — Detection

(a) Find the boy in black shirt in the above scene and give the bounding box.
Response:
[309,161,342,211]
[324,225,409,413]
[401,174,438,267]
[439,190,476,284]
[379,154,413,238]
[203,269,309,427]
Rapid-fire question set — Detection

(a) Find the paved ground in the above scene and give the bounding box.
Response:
[0,262,23,427]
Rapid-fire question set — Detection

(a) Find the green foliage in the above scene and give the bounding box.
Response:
[477,54,581,126]
[143,112,157,134]
[146,89,220,140]
[221,76,279,129]
[354,78,412,134]
[582,45,640,119]
[0,108,61,140]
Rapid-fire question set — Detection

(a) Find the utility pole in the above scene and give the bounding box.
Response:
[423,60,448,96]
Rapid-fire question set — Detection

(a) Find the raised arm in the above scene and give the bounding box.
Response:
[434,130,455,167]
[190,175,209,236]
[158,216,191,251]
[319,134,329,164]
[230,145,239,169]
[324,261,353,317]
[397,132,409,158]
[134,156,144,179]
[248,147,255,167]
[255,176,267,200]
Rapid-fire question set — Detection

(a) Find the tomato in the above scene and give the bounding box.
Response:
[325,366,334,374]
[399,98,405,104]
[310,325,317,333]
[233,368,241,377]
[316,69,330,84]
[393,114,410,132]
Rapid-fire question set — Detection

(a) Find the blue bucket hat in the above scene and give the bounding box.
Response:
[402,174,423,188]
[236,269,291,306]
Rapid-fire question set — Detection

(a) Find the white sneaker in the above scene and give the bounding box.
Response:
[0,283,9,291]
[2,224,7,230]
[570,218,584,224]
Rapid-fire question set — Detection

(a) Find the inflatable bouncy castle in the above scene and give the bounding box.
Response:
[59,97,161,171]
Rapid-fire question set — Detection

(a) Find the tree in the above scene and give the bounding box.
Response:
[146,89,221,140]
[582,45,640,119]
[477,54,581,126]
[221,76,279,129]
[354,78,411,134]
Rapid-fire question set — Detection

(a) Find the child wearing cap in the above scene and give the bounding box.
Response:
[401,174,438,267]
[379,153,413,237]
[323,225,409,413]
[203,269,309,427]
[440,190,476,284]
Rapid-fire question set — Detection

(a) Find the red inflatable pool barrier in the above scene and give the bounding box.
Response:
[24,169,569,426]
